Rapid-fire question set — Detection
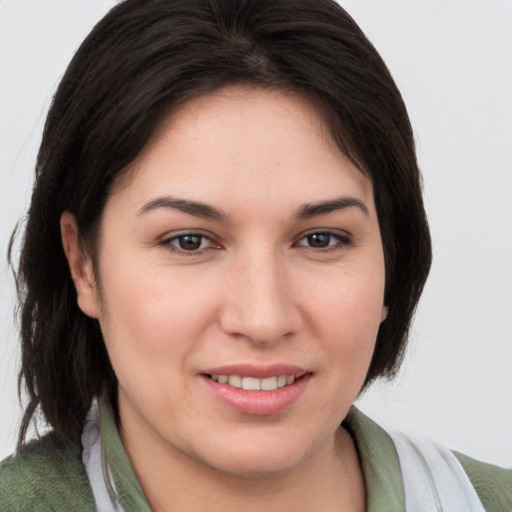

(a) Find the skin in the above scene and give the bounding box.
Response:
[61,85,386,511]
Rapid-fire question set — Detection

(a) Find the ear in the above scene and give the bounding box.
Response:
[60,212,101,319]
[381,305,389,323]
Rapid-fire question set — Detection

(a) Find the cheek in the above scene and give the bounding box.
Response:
[97,267,223,421]
[300,264,384,372]
[304,263,384,332]
[96,254,223,375]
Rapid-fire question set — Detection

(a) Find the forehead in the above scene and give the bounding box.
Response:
[110,85,373,215]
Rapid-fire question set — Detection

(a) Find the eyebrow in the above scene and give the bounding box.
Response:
[295,197,369,220]
[137,196,227,221]
[137,195,369,222]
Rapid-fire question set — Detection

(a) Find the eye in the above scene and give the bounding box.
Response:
[296,231,351,250]
[161,233,217,253]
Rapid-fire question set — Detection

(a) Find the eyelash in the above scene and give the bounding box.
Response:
[295,231,352,252]
[160,232,219,255]
[159,230,352,255]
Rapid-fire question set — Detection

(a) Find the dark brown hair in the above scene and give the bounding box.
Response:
[13,0,431,447]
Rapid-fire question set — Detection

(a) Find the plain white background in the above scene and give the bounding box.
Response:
[1,0,511,466]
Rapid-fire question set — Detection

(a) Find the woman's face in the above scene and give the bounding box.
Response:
[72,86,386,476]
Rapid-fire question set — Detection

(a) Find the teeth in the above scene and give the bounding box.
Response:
[211,374,296,390]
[242,377,261,390]
[261,376,277,391]
[228,375,242,388]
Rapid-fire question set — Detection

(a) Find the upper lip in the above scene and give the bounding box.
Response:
[200,364,310,379]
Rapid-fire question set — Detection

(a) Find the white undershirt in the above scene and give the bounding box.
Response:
[387,429,485,512]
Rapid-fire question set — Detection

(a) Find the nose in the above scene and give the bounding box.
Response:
[219,250,299,346]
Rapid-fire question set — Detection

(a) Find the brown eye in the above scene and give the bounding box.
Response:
[306,232,331,248]
[162,233,216,253]
[177,234,203,251]
[296,231,351,250]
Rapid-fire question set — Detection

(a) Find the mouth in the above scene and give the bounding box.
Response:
[207,374,299,391]
[201,367,312,415]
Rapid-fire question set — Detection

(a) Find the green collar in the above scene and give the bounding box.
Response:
[99,398,405,511]
[99,397,153,510]
[343,407,406,511]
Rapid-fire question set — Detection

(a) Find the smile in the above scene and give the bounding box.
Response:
[203,371,311,415]
[209,374,296,391]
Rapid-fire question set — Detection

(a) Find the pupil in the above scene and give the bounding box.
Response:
[308,233,330,248]
[179,235,201,250]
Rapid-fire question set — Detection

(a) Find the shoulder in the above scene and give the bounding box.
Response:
[0,432,95,511]
[346,407,512,511]
[453,450,512,512]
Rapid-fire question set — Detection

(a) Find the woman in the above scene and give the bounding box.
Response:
[1,0,510,510]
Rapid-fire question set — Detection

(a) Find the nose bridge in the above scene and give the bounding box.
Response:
[221,245,296,345]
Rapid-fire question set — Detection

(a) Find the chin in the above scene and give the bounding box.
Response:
[190,430,321,479]
[206,452,303,479]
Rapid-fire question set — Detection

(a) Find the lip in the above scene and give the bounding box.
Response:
[200,363,309,379]
[200,364,312,416]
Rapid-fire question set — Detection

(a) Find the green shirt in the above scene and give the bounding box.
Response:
[1,401,511,511]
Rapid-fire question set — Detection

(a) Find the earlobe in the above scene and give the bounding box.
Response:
[60,212,101,319]
[381,305,389,322]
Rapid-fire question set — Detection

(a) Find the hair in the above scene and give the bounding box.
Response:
[13,0,431,448]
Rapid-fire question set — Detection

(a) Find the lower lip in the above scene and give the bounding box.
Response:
[202,374,312,416]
